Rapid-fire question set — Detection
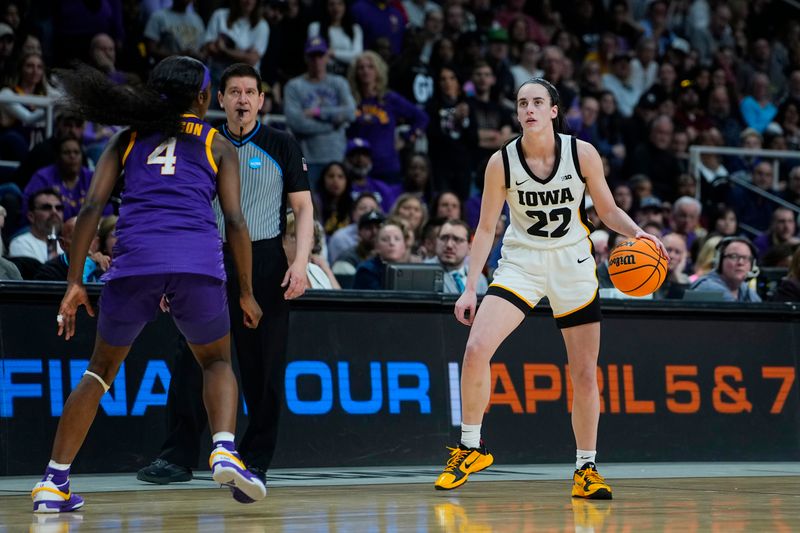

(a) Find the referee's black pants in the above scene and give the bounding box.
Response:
[158,237,289,471]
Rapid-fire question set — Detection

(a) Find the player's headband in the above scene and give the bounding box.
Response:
[200,65,211,92]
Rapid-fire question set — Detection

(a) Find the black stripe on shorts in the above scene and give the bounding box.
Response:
[555,291,602,329]
[486,285,533,315]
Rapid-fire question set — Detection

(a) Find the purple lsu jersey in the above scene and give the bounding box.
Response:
[103,114,226,282]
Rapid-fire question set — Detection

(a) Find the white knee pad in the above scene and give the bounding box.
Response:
[83,370,111,393]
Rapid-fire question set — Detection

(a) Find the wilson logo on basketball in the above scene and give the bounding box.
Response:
[608,238,668,297]
[609,255,635,268]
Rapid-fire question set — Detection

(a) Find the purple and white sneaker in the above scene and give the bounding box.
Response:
[31,480,84,513]
[209,448,266,503]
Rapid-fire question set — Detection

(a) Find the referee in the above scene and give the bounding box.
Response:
[137,64,314,486]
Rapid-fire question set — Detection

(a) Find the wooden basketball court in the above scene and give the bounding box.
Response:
[3,463,799,531]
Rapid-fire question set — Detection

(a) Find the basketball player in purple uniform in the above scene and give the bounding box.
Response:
[31,56,266,513]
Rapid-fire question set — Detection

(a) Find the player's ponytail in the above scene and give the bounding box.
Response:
[54,56,210,138]
[517,77,566,134]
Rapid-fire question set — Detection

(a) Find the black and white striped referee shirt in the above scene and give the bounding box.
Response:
[213,122,309,242]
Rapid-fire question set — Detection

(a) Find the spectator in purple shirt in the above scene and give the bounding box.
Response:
[53,0,124,67]
[344,137,401,212]
[350,0,405,57]
[347,50,428,184]
[23,138,111,220]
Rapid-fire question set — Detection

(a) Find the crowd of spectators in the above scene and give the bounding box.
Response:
[1,0,800,303]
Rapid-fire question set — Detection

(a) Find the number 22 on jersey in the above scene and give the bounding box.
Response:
[146,138,177,175]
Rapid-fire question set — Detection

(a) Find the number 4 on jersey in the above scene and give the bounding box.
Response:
[146,138,177,175]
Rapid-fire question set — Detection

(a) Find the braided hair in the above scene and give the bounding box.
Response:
[54,56,211,139]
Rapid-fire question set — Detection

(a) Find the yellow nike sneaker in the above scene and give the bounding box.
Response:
[434,442,494,490]
[572,462,613,499]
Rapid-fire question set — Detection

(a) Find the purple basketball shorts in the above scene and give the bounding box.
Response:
[97,273,230,346]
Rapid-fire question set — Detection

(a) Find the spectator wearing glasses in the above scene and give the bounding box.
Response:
[427,218,487,294]
[35,216,111,282]
[9,187,63,263]
[688,237,761,302]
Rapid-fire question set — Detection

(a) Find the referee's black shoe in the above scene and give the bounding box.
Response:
[136,458,192,484]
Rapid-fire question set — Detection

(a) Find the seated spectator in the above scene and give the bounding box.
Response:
[14,108,88,190]
[668,196,706,251]
[344,137,400,212]
[0,52,52,160]
[426,65,479,199]
[754,207,799,259]
[728,160,778,235]
[8,188,63,264]
[673,80,712,140]
[432,191,461,221]
[612,183,633,215]
[350,0,405,57]
[656,233,691,299]
[0,22,13,85]
[628,173,653,204]
[417,216,445,260]
[625,115,682,201]
[284,36,356,185]
[327,191,380,263]
[602,52,642,117]
[675,173,697,199]
[0,202,20,279]
[347,50,429,183]
[776,100,800,150]
[707,86,743,147]
[307,0,363,75]
[284,211,339,289]
[690,235,722,283]
[693,127,730,210]
[590,229,610,264]
[725,128,763,175]
[510,41,543,89]
[401,153,434,207]
[144,0,206,62]
[332,208,384,276]
[352,218,407,290]
[466,61,516,172]
[708,206,739,239]
[426,218,486,295]
[98,214,117,258]
[35,216,110,282]
[203,0,269,92]
[389,193,427,247]
[314,162,353,237]
[783,166,800,208]
[23,137,110,221]
[761,242,798,269]
[688,237,761,302]
[567,95,601,146]
[740,73,777,135]
[771,246,800,302]
[89,33,139,86]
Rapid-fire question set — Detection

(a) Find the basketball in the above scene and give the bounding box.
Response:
[608,238,668,297]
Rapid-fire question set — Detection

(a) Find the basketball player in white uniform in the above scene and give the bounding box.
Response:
[434,78,666,498]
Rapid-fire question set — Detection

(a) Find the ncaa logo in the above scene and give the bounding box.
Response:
[249,157,262,169]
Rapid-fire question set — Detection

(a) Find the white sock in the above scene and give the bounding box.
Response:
[460,423,482,449]
[576,449,596,469]
[47,460,71,471]
[212,431,235,445]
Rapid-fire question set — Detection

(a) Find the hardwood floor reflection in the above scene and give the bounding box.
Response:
[6,477,799,532]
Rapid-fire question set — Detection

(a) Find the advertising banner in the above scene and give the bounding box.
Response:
[1,285,798,474]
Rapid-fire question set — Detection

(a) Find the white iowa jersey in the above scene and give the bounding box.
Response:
[501,133,593,250]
